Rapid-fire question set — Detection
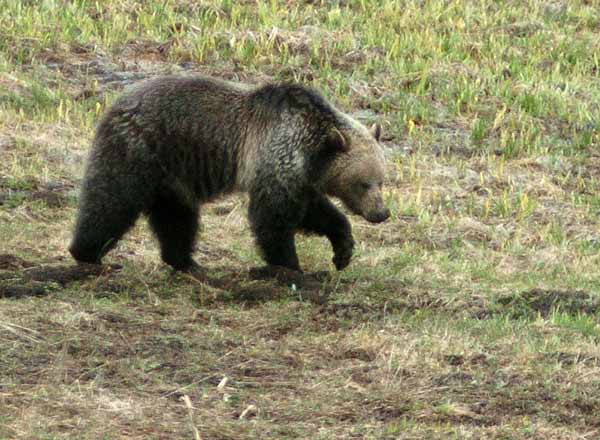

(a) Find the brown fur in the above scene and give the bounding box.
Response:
[69,75,389,272]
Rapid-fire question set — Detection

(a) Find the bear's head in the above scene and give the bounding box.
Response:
[321,119,390,224]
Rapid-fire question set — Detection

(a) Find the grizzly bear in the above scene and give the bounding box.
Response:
[69,75,389,272]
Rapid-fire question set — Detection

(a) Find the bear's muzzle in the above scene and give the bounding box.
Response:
[364,207,390,223]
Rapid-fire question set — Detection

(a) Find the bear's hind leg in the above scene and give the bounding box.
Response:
[69,172,149,264]
[148,190,199,271]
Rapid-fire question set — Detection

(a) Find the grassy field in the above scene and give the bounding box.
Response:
[1,0,600,438]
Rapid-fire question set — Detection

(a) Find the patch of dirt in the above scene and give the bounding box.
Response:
[0,282,49,298]
[219,280,291,303]
[0,190,66,208]
[44,57,154,97]
[541,351,600,367]
[200,266,330,304]
[0,251,334,304]
[0,255,123,298]
[86,277,138,298]
[0,254,36,270]
[165,263,335,305]
[120,38,174,62]
[444,354,465,366]
[0,180,73,208]
[496,288,600,318]
[310,283,493,323]
[366,397,412,422]
[37,42,273,107]
[21,263,122,285]
[245,266,331,303]
[248,265,329,286]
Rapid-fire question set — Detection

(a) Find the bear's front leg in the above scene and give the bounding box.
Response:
[248,186,302,271]
[301,192,355,270]
[253,228,301,271]
[332,233,354,271]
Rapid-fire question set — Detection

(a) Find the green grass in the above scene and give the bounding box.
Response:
[1,0,600,438]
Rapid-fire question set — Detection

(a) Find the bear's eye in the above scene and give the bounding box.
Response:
[353,181,371,192]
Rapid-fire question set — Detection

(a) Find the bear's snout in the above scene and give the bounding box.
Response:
[365,207,390,223]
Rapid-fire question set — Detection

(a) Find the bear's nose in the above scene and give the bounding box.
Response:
[368,208,390,223]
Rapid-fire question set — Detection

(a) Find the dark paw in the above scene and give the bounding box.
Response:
[332,238,354,271]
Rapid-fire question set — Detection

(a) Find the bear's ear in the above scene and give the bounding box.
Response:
[370,123,382,141]
[325,127,350,153]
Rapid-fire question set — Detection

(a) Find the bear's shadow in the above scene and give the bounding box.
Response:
[184,264,334,305]
[0,254,335,304]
